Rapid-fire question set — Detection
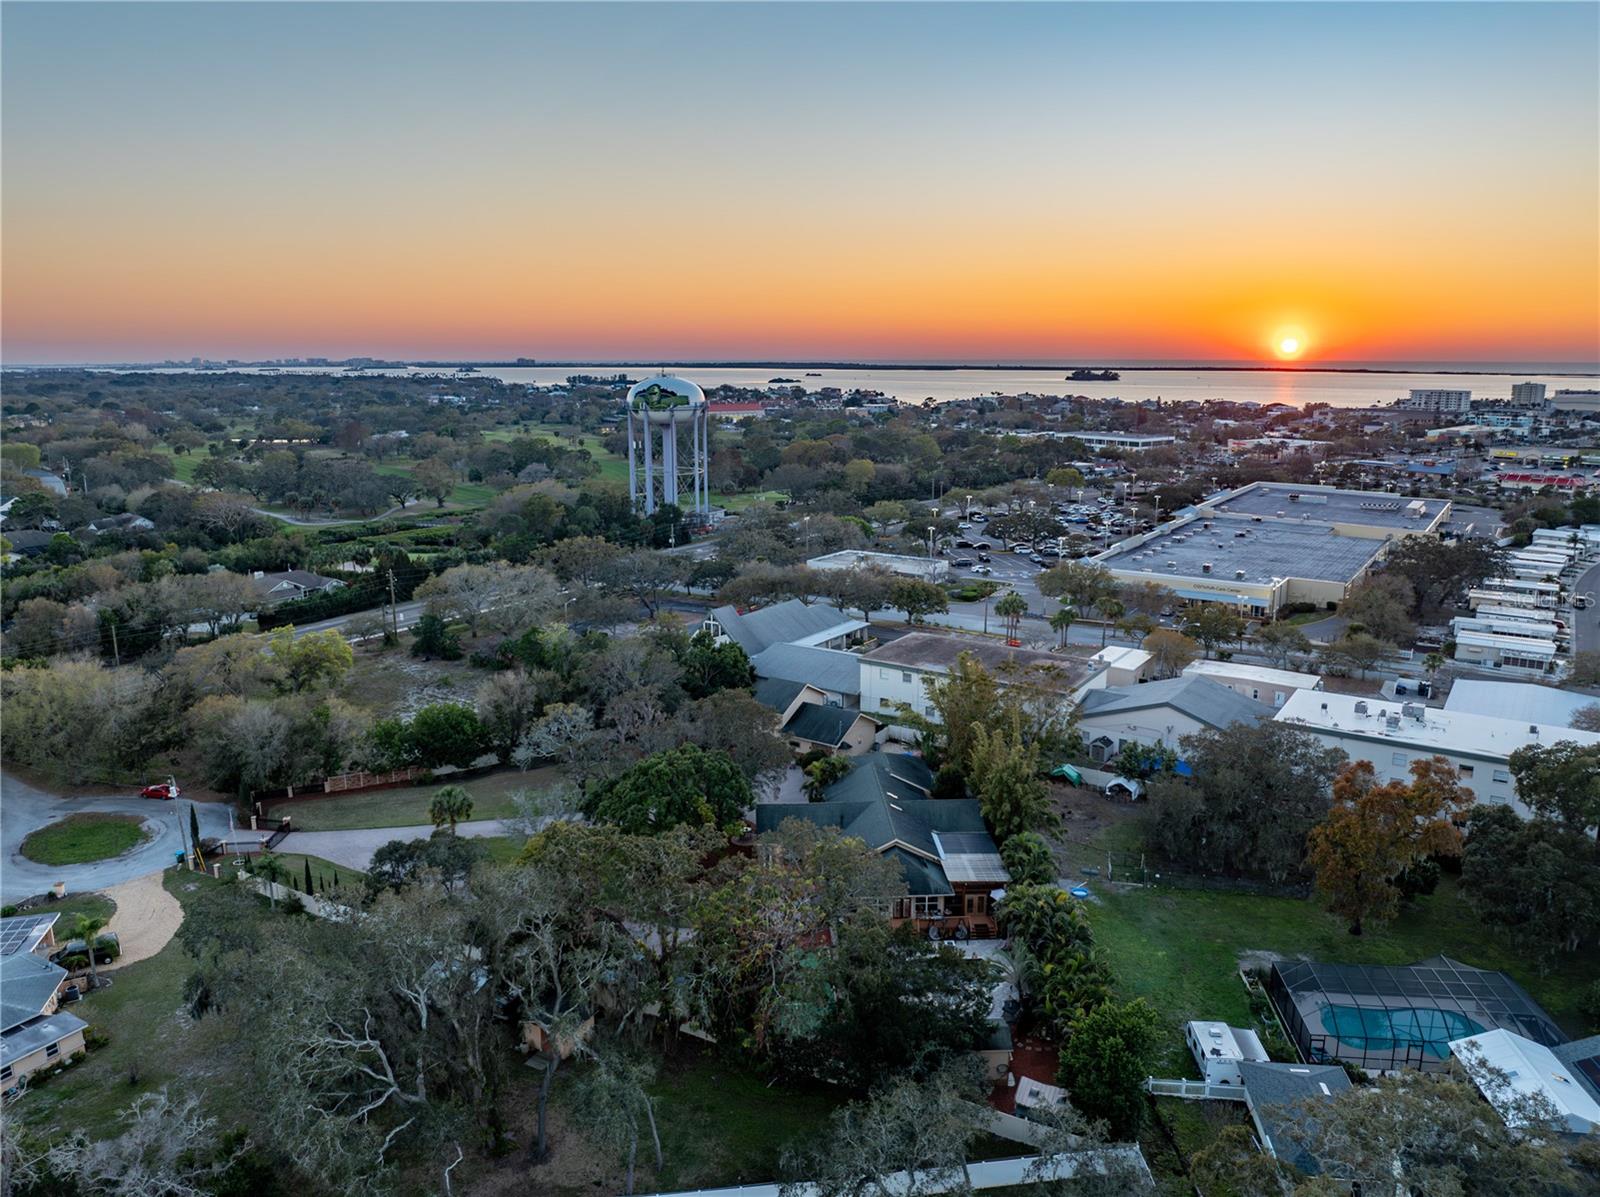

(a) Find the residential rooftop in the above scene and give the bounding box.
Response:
[0,913,58,958]
[749,642,864,697]
[860,632,1097,692]
[1079,675,1275,731]
[1096,513,1386,586]
[705,598,866,656]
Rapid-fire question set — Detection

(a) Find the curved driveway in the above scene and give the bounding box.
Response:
[1,771,236,902]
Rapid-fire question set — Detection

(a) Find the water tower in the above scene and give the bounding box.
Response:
[625,374,710,517]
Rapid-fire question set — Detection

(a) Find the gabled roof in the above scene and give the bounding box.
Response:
[823,753,935,806]
[753,754,999,897]
[1077,674,1274,730]
[750,642,863,696]
[708,599,865,655]
[753,677,810,714]
[782,702,877,748]
[0,953,66,1032]
[1239,1061,1351,1175]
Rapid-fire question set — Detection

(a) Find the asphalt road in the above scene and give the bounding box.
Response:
[1571,559,1600,659]
[275,819,518,872]
[1,771,236,902]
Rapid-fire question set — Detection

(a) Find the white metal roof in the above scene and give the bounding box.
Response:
[1444,680,1597,729]
[1274,689,1600,760]
[1187,1021,1269,1064]
[1450,1029,1600,1135]
[1183,659,1322,691]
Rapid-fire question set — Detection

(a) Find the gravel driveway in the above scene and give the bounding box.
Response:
[1,770,235,903]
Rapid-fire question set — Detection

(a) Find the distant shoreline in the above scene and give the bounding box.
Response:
[8,359,1597,378]
[468,361,1600,378]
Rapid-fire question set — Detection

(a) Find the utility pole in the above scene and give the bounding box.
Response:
[109,620,121,667]
[387,569,399,641]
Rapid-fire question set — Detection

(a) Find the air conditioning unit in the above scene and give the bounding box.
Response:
[1235,570,1247,579]
[1354,700,1369,715]
[1202,563,1213,573]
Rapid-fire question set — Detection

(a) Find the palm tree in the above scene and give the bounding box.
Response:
[995,592,1028,642]
[1096,597,1126,646]
[429,785,474,836]
[254,852,288,910]
[1048,604,1077,648]
[69,913,109,992]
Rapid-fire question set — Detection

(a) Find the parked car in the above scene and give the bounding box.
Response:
[141,778,180,800]
[952,557,975,568]
[50,932,121,968]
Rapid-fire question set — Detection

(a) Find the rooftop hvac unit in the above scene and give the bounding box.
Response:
[1402,703,1425,721]
[1386,715,1402,731]
[1354,700,1369,715]
[1530,725,1540,735]
[1202,562,1213,573]
[1288,493,1300,501]
[1235,530,1248,537]
[1235,569,1247,579]
[1167,561,1177,569]
[1320,702,1329,711]
[1276,510,1286,516]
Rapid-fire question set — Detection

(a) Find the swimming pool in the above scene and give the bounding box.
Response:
[1318,1004,1486,1060]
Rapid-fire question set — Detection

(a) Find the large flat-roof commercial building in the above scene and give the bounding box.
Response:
[806,549,949,583]
[1090,483,1450,616]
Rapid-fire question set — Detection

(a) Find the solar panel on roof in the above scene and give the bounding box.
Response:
[0,915,55,957]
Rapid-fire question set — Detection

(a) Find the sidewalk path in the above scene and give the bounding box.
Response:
[277,818,518,872]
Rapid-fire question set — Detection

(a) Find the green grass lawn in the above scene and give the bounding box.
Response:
[151,447,204,483]
[218,853,362,892]
[1085,874,1600,1075]
[19,814,148,866]
[4,892,117,925]
[11,873,256,1139]
[264,767,561,831]
[643,1048,840,1190]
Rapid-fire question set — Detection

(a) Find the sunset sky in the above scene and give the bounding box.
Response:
[3,2,1597,365]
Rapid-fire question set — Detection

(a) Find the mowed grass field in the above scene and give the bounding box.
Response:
[11,873,256,1139]
[19,813,148,865]
[1084,874,1600,1076]
[264,767,561,831]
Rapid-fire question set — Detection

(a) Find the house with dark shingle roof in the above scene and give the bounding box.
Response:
[1237,1061,1351,1176]
[753,677,828,725]
[248,569,345,604]
[781,703,880,755]
[755,754,1009,938]
[750,642,863,707]
[1075,674,1274,765]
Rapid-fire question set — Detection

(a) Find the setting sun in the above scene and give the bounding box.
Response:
[1277,336,1301,357]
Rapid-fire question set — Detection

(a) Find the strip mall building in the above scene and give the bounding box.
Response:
[1091,482,1451,617]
